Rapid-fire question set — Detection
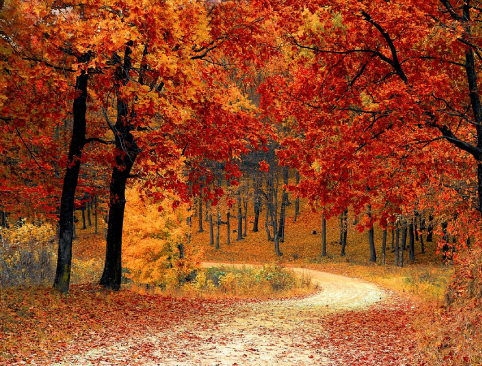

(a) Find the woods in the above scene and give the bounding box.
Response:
[2,0,482,365]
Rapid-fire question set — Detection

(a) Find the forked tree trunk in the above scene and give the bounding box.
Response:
[100,42,139,291]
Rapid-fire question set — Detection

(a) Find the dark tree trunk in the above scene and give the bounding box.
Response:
[420,217,425,254]
[277,166,288,243]
[205,201,209,222]
[226,211,231,244]
[414,212,419,241]
[100,43,139,291]
[409,219,415,262]
[339,213,343,245]
[427,215,433,242]
[53,69,89,294]
[87,197,92,227]
[395,222,400,266]
[94,196,98,234]
[81,207,86,229]
[321,213,327,257]
[294,170,300,222]
[243,197,248,237]
[237,190,243,241]
[265,200,273,241]
[216,207,220,250]
[391,227,395,249]
[368,205,376,263]
[400,220,407,267]
[340,210,348,256]
[209,213,214,246]
[253,181,261,232]
[272,173,281,256]
[382,228,387,265]
[198,195,204,233]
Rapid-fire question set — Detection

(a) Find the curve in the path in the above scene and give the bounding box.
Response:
[55,263,388,366]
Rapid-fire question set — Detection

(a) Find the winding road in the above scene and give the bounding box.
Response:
[55,264,388,366]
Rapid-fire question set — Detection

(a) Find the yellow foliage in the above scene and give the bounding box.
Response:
[122,187,202,287]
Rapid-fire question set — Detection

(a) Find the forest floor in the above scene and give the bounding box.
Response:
[47,265,417,366]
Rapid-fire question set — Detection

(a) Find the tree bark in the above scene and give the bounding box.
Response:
[216,206,220,250]
[209,213,214,246]
[100,42,139,291]
[400,219,407,267]
[253,179,261,232]
[94,196,98,234]
[368,205,376,263]
[321,213,327,257]
[409,218,415,262]
[226,211,231,244]
[87,197,92,227]
[277,166,288,243]
[382,228,387,265]
[53,69,89,294]
[294,170,300,222]
[236,189,243,241]
[340,210,348,256]
[395,222,400,266]
[198,195,204,232]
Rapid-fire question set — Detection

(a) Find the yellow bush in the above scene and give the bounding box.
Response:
[122,187,202,288]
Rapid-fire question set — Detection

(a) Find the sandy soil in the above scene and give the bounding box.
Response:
[54,264,387,366]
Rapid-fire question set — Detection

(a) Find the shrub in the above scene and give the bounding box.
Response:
[0,221,56,288]
[191,263,314,297]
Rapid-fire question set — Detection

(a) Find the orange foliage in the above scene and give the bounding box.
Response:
[122,187,202,287]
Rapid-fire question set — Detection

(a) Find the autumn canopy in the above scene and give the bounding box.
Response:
[1,0,482,294]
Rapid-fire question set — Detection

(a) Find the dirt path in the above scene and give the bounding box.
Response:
[54,264,388,366]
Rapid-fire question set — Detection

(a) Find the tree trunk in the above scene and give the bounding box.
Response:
[253,181,261,232]
[277,166,288,243]
[81,207,86,229]
[294,170,300,222]
[209,213,214,246]
[236,189,243,241]
[87,197,92,227]
[409,218,415,262]
[340,210,347,256]
[321,213,327,257]
[400,220,407,267]
[427,215,433,242]
[198,195,204,233]
[94,196,98,234]
[53,69,89,294]
[382,228,387,265]
[226,211,231,244]
[100,42,139,291]
[216,206,220,250]
[264,201,273,241]
[243,197,248,237]
[272,172,282,256]
[395,222,400,266]
[368,205,376,263]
